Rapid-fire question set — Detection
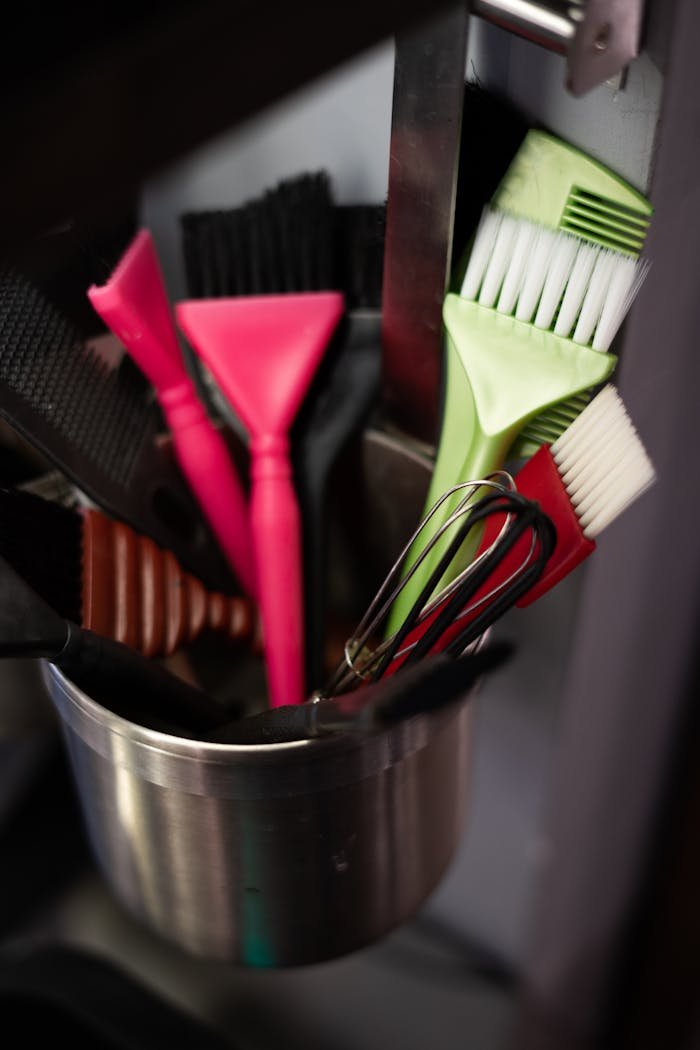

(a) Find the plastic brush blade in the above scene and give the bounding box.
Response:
[88,230,184,391]
[90,230,258,598]
[176,293,345,436]
[177,292,345,709]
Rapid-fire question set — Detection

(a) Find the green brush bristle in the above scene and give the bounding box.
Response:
[0,487,83,623]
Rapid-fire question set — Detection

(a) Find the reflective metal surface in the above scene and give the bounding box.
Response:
[472,0,578,53]
[380,6,469,446]
[567,0,643,95]
[43,434,475,967]
[46,662,472,966]
[472,0,644,96]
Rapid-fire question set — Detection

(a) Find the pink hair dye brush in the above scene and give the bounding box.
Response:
[87,230,256,598]
[176,293,344,708]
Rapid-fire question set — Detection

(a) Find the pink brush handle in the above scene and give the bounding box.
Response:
[162,384,257,599]
[249,434,304,708]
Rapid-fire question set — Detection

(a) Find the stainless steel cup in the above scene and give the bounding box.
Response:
[45,662,472,966]
[41,429,475,966]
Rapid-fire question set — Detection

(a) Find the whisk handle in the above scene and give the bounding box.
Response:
[384,449,574,673]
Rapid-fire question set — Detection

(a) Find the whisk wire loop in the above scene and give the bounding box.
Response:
[323,474,554,697]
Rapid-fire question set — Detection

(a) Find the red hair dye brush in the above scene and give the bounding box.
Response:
[87,230,256,597]
[176,293,344,707]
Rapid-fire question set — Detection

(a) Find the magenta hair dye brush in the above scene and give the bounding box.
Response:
[87,230,256,598]
[176,293,344,708]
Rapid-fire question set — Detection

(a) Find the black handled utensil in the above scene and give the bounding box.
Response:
[0,554,228,736]
[0,266,239,593]
[210,640,513,744]
[293,310,381,691]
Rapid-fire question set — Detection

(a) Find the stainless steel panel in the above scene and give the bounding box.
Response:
[381,6,469,445]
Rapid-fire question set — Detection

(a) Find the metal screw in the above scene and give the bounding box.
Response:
[593,22,611,52]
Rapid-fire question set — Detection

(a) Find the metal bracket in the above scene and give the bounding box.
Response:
[380,6,470,446]
[471,0,645,95]
[566,0,644,95]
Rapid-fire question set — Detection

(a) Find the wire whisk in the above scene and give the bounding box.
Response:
[320,474,556,698]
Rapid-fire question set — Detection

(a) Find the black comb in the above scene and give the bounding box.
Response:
[0,266,238,593]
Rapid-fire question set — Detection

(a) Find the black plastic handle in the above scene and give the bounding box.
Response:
[57,625,228,736]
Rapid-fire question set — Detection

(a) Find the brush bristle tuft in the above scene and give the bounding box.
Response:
[460,207,648,353]
[550,385,656,538]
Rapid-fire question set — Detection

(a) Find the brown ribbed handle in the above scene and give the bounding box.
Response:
[81,509,259,658]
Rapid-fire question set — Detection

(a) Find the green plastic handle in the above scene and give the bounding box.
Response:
[385,295,616,636]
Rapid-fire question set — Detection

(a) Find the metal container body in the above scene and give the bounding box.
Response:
[45,662,472,967]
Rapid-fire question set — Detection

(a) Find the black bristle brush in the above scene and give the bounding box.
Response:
[180,173,385,692]
[0,266,239,594]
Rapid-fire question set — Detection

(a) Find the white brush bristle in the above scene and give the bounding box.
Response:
[461,209,502,301]
[550,384,656,538]
[460,207,648,352]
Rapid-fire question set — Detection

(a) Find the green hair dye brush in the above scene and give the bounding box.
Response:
[387,206,648,631]
[494,130,652,458]
[386,130,652,634]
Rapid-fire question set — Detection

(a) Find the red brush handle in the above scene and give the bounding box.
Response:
[87,232,256,598]
[161,384,257,598]
[384,446,596,675]
[249,434,305,708]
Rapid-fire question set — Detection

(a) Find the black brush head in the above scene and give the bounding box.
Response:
[332,204,385,310]
[0,487,83,624]
[292,313,382,690]
[180,171,386,309]
[181,171,336,297]
[210,642,515,745]
[0,266,238,592]
[8,207,139,338]
[371,642,515,727]
[0,266,157,487]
